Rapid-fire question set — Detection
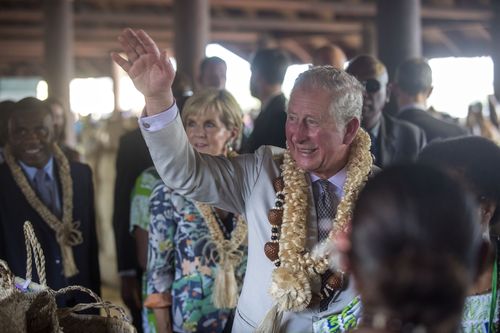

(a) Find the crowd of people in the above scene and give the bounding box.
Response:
[1,26,500,333]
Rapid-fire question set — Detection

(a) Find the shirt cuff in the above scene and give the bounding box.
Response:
[139,103,179,132]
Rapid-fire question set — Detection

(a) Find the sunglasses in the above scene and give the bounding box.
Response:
[361,78,382,93]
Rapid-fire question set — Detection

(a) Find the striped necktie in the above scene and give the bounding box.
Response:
[316,179,339,311]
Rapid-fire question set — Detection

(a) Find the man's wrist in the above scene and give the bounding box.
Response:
[145,92,174,116]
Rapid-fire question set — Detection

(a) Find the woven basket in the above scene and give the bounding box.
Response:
[56,286,136,333]
[1,222,135,333]
[0,260,60,333]
[0,221,61,332]
[58,311,136,333]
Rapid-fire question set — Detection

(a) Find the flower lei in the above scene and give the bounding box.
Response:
[3,143,83,278]
[269,129,373,313]
[195,202,247,309]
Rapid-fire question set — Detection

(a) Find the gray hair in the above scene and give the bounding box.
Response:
[291,66,363,128]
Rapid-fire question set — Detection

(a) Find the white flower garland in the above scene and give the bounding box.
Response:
[270,128,373,312]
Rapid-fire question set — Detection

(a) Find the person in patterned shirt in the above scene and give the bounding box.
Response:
[143,89,247,333]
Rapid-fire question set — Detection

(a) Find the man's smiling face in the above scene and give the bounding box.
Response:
[286,87,354,179]
[9,106,55,169]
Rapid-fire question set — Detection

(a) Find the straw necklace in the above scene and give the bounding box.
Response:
[196,203,247,309]
[4,143,82,278]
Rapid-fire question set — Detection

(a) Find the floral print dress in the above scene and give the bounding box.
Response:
[462,292,500,332]
[130,167,161,333]
[145,182,247,333]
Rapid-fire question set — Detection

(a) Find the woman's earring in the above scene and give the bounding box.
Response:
[227,141,234,151]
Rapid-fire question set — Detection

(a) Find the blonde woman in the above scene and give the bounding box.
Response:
[144,89,247,333]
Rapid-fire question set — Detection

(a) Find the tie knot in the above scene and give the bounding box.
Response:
[35,169,48,182]
[317,179,331,193]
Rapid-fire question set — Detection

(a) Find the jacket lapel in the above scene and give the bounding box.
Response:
[378,115,396,167]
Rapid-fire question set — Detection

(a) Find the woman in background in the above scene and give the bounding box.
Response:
[144,89,247,333]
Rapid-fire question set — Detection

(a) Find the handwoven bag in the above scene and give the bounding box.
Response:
[0,221,61,333]
[56,285,136,333]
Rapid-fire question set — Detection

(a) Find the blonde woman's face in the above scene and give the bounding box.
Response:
[185,107,234,156]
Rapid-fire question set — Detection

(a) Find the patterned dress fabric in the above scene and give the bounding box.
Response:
[130,166,161,333]
[312,296,361,333]
[462,292,500,333]
[146,182,247,333]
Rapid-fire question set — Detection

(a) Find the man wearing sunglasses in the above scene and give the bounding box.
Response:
[393,58,468,142]
[346,55,426,168]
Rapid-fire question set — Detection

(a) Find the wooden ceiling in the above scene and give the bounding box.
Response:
[0,0,494,77]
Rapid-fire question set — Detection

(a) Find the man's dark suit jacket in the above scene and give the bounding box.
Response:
[373,114,427,168]
[0,161,100,307]
[241,93,287,153]
[397,107,468,142]
[112,128,153,273]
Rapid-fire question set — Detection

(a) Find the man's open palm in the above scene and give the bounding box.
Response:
[112,29,175,102]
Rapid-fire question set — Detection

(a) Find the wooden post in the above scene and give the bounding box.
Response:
[173,0,210,91]
[493,0,500,101]
[377,0,422,79]
[43,0,76,146]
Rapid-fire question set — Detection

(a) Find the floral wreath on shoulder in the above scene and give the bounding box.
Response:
[258,128,373,332]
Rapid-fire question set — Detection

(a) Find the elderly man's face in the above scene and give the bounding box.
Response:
[8,110,55,169]
[286,88,357,179]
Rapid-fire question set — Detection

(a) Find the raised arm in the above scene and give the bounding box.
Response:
[112,28,175,115]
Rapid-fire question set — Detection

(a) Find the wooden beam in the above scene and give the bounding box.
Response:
[210,0,375,16]
[0,10,360,35]
[423,28,461,55]
[0,25,257,45]
[421,6,493,21]
[0,10,41,22]
[0,4,491,28]
[213,17,361,33]
[278,39,312,63]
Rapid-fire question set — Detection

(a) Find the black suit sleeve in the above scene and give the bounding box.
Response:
[112,134,139,273]
[240,94,287,153]
[85,165,101,296]
[265,109,287,149]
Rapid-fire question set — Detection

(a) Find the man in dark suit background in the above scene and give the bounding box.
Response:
[112,126,153,332]
[0,97,100,307]
[240,48,290,153]
[393,58,468,142]
[198,56,227,90]
[346,55,426,168]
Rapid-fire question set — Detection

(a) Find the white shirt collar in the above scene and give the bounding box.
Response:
[19,157,55,183]
[309,166,347,198]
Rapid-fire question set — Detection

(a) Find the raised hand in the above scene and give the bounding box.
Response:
[112,28,175,115]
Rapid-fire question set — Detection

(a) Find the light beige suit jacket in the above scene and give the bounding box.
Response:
[141,113,357,333]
